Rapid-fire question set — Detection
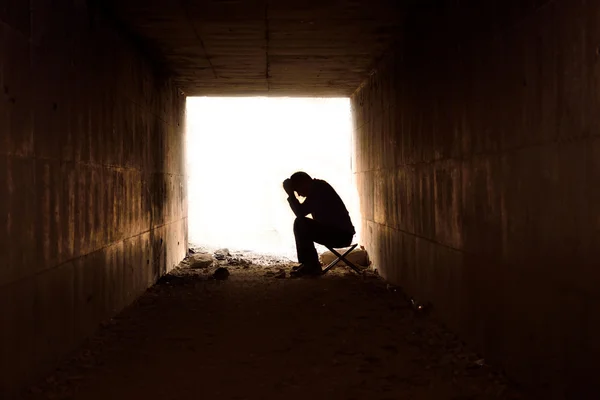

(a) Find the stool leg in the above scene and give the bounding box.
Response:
[329,246,361,274]
[322,257,341,274]
[339,257,362,274]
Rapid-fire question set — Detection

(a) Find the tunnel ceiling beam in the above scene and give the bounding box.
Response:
[105,0,404,96]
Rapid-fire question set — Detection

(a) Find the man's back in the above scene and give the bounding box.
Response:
[303,179,354,234]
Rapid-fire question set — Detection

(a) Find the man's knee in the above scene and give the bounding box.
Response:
[293,217,310,234]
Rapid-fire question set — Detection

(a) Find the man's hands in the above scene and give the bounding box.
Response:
[283,179,295,196]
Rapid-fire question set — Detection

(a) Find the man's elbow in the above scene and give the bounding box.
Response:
[292,208,309,218]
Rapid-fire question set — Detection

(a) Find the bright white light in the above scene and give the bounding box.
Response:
[186,97,360,260]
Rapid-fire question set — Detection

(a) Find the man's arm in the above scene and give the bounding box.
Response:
[283,179,310,217]
[287,194,310,217]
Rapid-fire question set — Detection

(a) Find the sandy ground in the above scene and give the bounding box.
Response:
[22,256,526,400]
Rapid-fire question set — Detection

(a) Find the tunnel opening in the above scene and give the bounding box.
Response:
[186,97,361,260]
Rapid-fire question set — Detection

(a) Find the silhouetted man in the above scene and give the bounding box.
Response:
[283,172,355,276]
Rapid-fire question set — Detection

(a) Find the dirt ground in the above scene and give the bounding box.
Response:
[22,255,527,400]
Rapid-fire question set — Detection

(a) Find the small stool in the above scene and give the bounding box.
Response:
[322,244,361,274]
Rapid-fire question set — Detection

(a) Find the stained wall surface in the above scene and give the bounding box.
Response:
[0,1,187,394]
[351,0,600,396]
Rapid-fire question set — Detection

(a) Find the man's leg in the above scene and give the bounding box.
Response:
[293,217,320,267]
[314,230,353,249]
[293,217,354,276]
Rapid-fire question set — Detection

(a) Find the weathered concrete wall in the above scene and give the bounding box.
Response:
[352,0,600,397]
[0,1,187,395]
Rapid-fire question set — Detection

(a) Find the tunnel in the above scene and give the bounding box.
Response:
[1,0,599,398]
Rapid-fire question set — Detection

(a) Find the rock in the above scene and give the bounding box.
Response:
[274,269,286,279]
[189,253,213,269]
[265,268,281,278]
[410,298,432,316]
[227,257,251,266]
[319,246,369,267]
[267,268,286,279]
[213,267,230,280]
[214,248,230,260]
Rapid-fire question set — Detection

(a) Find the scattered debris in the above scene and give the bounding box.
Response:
[189,244,293,267]
[213,267,230,280]
[188,253,214,269]
[264,268,287,279]
[274,269,286,279]
[214,248,231,260]
[188,248,196,254]
[227,257,251,267]
[410,298,432,316]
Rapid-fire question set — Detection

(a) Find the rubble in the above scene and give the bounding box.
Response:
[214,248,231,260]
[188,253,214,269]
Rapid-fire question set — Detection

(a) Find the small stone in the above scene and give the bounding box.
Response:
[214,248,230,260]
[189,253,213,269]
[274,269,286,279]
[213,267,230,280]
[227,257,251,266]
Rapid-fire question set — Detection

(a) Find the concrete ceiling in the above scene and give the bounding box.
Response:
[106,0,404,96]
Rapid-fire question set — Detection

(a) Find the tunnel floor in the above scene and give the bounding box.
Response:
[24,261,525,400]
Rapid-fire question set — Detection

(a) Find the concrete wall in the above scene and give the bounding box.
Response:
[352,0,599,397]
[0,0,187,395]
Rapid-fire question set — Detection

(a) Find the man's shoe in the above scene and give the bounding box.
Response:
[303,264,323,276]
[291,263,314,272]
[291,263,322,277]
[290,264,308,277]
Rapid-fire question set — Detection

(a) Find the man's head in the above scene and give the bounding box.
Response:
[290,171,313,196]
